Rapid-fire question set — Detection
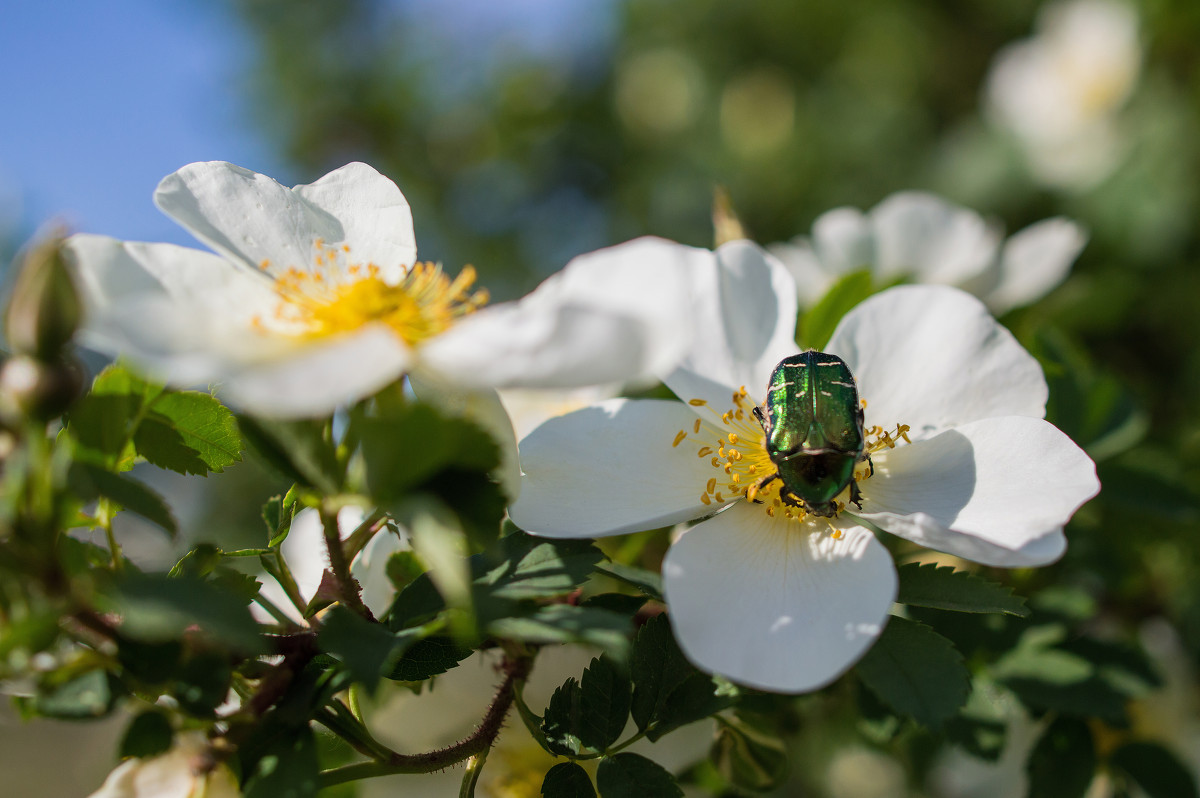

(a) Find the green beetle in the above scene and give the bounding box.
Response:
[751,350,868,517]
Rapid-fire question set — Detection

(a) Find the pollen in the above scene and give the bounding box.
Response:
[254,238,488,345]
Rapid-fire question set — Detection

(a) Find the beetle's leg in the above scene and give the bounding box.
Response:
[849,480,864,510]
[749,472,777,503]
[752,404,767,431]
[778,486,805,509]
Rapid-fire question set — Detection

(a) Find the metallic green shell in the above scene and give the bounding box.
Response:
[761,351,865,515]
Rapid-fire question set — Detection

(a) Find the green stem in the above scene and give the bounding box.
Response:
[459,751,488,798]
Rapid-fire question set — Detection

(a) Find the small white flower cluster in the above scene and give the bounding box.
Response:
[66,162,1099,704]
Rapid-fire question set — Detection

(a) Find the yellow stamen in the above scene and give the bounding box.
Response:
[672,430,687,447]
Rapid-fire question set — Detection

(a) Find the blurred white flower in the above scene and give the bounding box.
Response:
[362,646,712,797]
[510,241,1099,693]
[87,733,238,798]
[984,0,1141,189]
[64,163,694,418]
[770,192,1086,314]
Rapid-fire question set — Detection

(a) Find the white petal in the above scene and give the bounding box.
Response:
[855,416,1098,566]
[982,218,1087,313]
[810,206,876,276]
[662,240,800,411]
[767,239,836,308]
[497,384,624,442]
[870,192,1001,285]
[220,326,411,417]
[826,285,1047,438]
[155,161,416,280]
[663,504,896,692]
[419,237,695,390]
[509,399,723,539]
[64,234,280,382]
[352,527,409,619]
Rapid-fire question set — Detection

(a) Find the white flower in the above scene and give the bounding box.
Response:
[770,191,1087,314]
[984,0,1141,189]
[64,163,693,417]
[88,733,239,798]
[509,242,1099,693]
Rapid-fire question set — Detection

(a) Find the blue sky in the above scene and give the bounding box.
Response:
[0,2,291,249]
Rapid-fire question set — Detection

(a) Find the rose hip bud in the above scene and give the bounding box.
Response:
[4,236,82,362]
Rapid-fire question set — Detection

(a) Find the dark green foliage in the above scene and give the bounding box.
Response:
[711,715,789,792]
[386,636,474,682]
[854,616,970,728]
[119,711,174,759]
[630,615,736,741]
[542,762,597,798]
[1110,742,1199,798]
[1026,717,1095,798]
[317,606,418,691]
[596,753,684,798]
[896,563,1030,616]
[243,724,320,798]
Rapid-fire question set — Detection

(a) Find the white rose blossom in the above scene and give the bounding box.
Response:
[984,0,1141,189]
[63,162,693,418]
[88,732,238,798]
[509,240,1099,693]
[770,191,1087,314]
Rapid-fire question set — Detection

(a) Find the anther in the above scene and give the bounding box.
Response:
[697,447,713,457]
[728,433,739,444]
[706,478,717,494]
[701,493,712,506]
[672,430,687,447]
[688,398,707,406]
[693,419,701,434]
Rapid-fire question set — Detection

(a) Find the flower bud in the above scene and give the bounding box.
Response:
[4,235,82,362]
[87,733,240,798]
[0,354,83,422]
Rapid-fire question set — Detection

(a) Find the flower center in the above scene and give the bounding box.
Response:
[672,388,911,529]
[253,239,488,346]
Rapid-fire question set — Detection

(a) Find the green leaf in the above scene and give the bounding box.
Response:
[1026,717,1095,798]
[68,364,157,468]
[238,416,341,494]
[478,532,605,600]
[385,550,426,593]
[488,605,632,657]
[542,677,585,757]
[799,269,874,350]
[943,683,1009,762]
[896,563,1030,617]
[100,572,265,654]
[593,561,664,600]
[541,762,597,798]
[263,486,301,548]
[318,606,417,692]
[68,462,178,535]
[386,636,474,682]
[646,670,736,741]
[630,614,692,732]
[244,725,320,798]
[711,715,789,792]
[119,710,174,759]
[855,616,970,728]
[596,753,683,798]
[33,670,119,719]
[1110,742,1199,798]
[174,651,234,716]
[360,402,501,502]
[577,656,632,752]
[133,390,241,475]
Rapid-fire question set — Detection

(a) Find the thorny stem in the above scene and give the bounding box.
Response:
[318,653,533,787]
[320,506,370,618]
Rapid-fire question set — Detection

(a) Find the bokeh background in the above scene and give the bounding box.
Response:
[3,0,1200,795]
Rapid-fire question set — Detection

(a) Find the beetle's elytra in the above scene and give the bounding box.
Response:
[752,350,868,517]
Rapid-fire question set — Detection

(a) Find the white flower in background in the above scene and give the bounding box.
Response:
[361,647,712,798]
[770,192,1087,314]
[64,162,693,418]
[88,733,238,798]
[510,242,1099,693]
[984,0,1141,189]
